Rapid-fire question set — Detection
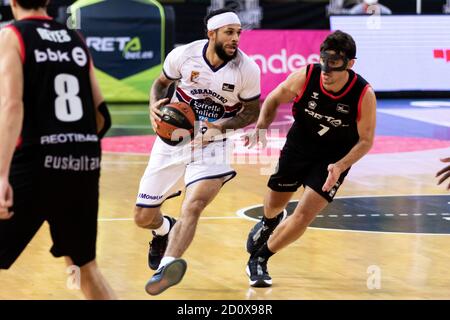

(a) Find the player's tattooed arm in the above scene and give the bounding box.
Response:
[219,98,260,131]
[150,75,173,105]
[149,73,174,129]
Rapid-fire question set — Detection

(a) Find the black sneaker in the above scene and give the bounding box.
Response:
[246,210,286,254]
[145,258,187,295]
[148,216,177,270]
[246,255,272,287]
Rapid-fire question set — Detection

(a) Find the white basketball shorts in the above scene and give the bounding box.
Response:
[136,137,236,207]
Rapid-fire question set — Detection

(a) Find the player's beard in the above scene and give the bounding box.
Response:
[214,42,237,63]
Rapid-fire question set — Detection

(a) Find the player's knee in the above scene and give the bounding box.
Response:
[134,206,159,227]
[290,208,315,224]
[182,199,207,217]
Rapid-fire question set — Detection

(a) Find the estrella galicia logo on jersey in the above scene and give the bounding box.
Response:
[237,195,450,234]
[190,98,225,122]
[222,83,235,92]
[190,71,200,83]
[336,103,350,114]
[308,101,317,110]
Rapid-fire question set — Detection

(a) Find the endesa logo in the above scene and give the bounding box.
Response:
[250,49,320,74]
[86,36,154,60]
[433,49,450,62]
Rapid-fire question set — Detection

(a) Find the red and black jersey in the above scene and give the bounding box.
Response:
[7,17,100,174]
[287,63,371,159]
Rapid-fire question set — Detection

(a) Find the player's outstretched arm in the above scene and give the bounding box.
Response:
[322,86,377,192]
[242,66,307,148]
[257,66,307,130]
[0,28,24,219]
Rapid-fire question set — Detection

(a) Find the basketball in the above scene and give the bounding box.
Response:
[156,101,198,146]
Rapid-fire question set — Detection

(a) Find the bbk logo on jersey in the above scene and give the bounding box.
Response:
[34,46,87,67]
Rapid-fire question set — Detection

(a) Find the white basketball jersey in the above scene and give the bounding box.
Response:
[163,40,261,127]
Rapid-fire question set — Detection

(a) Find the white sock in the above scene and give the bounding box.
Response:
[159,257,175,269]
[153,217,170,236]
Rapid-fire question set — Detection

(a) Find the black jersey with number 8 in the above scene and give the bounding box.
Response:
[9,17,100,174]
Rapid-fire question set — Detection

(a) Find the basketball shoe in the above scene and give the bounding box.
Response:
[246,210,286,254]
[145,258,187,295]
[246,255,272,287]
[148,216,177,270]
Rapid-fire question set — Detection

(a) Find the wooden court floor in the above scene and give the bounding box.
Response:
[1,145,450,300]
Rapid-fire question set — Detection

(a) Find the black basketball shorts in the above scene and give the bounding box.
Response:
[267,149,350,202]
[0,169,100,269]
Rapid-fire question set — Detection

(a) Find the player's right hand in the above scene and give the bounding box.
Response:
[0,179,14,220]
[149,98,168,131]
[242,128,268,149]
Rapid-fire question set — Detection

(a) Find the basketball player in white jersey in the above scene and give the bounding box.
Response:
[134,9,261,295]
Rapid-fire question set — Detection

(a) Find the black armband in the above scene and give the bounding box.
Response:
[98,101,111,139]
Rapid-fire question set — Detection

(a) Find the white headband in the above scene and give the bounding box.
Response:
[207,12,241,31]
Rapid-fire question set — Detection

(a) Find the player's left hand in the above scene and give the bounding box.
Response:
[322,163,343,192]
[436,157,450,190]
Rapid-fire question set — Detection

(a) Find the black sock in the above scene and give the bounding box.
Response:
[263,211,283,229]
[254,242,275,260]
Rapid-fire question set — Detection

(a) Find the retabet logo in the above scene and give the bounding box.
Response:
[433,49,450,62]
[86,36,154,60]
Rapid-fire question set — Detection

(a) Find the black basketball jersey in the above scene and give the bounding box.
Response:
[9,17,100,174]
[287,63,370,159]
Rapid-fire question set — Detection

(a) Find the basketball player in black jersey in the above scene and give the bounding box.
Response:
[0,0,115,299]
[243,31,377,287]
